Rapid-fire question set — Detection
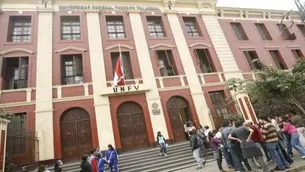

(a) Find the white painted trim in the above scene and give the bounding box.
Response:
[104,44,134,51]
[287,45,301,49]
[188,42,211,48]
[179,75,185,86]
[158,78,164,88]
[53,95,93,102]
[158,86,190,91]
[55,46,87,53]
[84,83,89,96]
[26,88,32,102]
[264,46,280,49]
[149,43,175,49]
[0,48,34,55]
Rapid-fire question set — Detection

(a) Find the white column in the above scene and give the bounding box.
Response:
[35,10,54,160]
[201,14,243,80]
[129,12,169,139]
[86,12,115,149]
[167,13,213,128]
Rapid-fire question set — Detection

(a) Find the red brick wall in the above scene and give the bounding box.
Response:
[218,19,305,72]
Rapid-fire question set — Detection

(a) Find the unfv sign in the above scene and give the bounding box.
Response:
[113,85,140,93]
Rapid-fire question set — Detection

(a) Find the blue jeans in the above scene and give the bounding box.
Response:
[284,133,293,155]
[222,146,234,168]
[160,143,167,154]
[266,141,289,169]
[291,133,305,156]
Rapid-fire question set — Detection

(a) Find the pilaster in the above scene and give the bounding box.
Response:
[86,11,115,149]
[167,13,213,128]
[35,10,54,160]
[129,12,169,139]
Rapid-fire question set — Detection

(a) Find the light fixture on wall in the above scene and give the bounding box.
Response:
[168,0,172,10]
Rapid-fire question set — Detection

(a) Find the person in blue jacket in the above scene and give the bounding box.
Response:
[98,152,108,172]
[106,144,119,172]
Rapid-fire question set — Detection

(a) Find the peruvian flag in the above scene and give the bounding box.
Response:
[113,55,125,86]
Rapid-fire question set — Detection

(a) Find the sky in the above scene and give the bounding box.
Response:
[216,0,297,11]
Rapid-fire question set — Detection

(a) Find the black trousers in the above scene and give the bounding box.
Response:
[278,142,294,164]
[216,149,224,171]
[184,132,189,140]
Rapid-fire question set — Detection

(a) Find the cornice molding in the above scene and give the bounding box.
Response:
[150,43,175,50]
[0,48,34,55]
[189,42,211,48]
[105,44,134,51]
[55,46,87,54]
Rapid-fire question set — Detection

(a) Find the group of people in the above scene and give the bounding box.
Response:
[185,114,305,172]
[80,144,119,172]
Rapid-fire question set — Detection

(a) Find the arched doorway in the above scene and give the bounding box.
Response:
[166,96,191,142]
[117,102,149,152]
[60,108,92,161]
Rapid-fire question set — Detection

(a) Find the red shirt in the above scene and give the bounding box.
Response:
[250,125,263,142]
[91,158,98,172]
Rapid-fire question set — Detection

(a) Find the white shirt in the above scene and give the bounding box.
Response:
[271,119,280,131]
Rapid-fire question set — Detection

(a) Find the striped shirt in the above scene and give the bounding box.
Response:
[262,122,278,143]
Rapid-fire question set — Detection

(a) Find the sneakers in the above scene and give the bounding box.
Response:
[302,156,305,159]
[273,167,286,171]
[196,167,203,170]
[202,160,206,166]
[159,153,163,156]
[164,153,168,157]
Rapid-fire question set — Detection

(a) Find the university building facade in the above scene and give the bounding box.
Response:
[0,0,303,164]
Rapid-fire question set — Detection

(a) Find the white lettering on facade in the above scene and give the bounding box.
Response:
[58,5,161,12]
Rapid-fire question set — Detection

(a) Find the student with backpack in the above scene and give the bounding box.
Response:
[197,125,207,158]
[106,144,119,172]
[157,131,168,156]
[98,152,108,172]
[189,128,206,170]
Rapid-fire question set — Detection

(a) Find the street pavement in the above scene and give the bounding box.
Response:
[176,154,305,172]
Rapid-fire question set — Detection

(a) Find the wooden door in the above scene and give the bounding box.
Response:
[61,108,92,161]
[117,102,149,152]
[167,96,190,142]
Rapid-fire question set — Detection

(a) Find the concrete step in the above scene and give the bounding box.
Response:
[158,159,215,172]
[119,146,192,164]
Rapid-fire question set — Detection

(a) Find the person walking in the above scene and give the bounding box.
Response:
[221,120,234,169]
[189,129,206,170]
[260,117,290,171]
[81,155,93,172]
[198,125,207,158]
[98,152,108,172]
[245,120,271,162]
[54,160,63,172]
[229,120,273,172]
[211,130,226,172]
[106,144,119,172]
[157,131,168,156]
[89,149,97,165]
[184,121,192,140]
[282,119,305,159]
[297,126,305,147]
[279,115,293,157]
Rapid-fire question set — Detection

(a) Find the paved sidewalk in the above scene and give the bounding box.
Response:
[176,155,305,172]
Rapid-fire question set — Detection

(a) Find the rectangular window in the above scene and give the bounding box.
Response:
[8,16,31,42]
[61,55,83,85]
[297,24,305,37]
[194,49,215,73]
[269,50,287,69]
[1,57,28,90]
[209,91,229,117]
[231,23,248,40]
[61,16,81,40]
[183,17,200,37]
[7,113,26,154]
[291,49,304,59]
[111,52,133,79]
[255,23,272,40]
[106,16,126,39]
[147,16,165,38]
[277,24,291,40]
[243,51,261,70]
[156,50,176,76]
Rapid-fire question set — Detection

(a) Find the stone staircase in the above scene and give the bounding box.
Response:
[47,142,213,172]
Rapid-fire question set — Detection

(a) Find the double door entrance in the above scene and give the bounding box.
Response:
[60,108,93,161]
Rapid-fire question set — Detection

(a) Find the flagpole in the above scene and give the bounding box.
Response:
[119,44,125,82]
